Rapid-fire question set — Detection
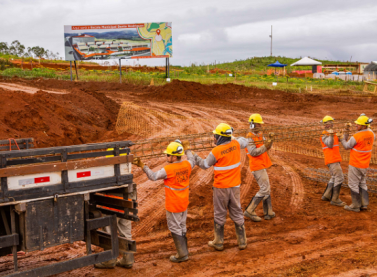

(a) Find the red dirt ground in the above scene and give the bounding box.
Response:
[0,78,377,277]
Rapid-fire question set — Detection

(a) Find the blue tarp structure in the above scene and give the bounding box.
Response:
[331,71,352,75]
[267,61,287,67]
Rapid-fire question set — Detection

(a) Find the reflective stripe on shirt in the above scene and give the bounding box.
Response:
[164,185,189,191]
[322,144,339,150]
[214,162,241,171]
[351,148,372,153]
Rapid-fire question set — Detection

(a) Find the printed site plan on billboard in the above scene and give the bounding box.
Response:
[64,22,172,61]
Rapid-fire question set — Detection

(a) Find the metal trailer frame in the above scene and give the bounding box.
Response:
[0,138,34,152]
[0,141,139,276]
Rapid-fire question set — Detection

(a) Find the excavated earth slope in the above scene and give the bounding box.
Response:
[0,78,377,277]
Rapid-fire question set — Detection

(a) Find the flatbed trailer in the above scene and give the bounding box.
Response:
[0,140,138,276]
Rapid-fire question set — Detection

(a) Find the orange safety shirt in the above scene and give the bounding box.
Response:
[163,160,192,213]
[246,132,272,171]
[350,130,374,169]
[320,131,342,165]
[211,140,241,189]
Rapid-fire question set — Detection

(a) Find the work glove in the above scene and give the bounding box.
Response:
[264,139,273,150]
[336,130,344,140]
[181,140,190,150]
[268,132,275,140]
[327,129,334,136]
[132,157,145,168]
[345,123,352,130]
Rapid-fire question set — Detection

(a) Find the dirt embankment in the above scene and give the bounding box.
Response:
[140,79,377,105]
[0,86,119,147]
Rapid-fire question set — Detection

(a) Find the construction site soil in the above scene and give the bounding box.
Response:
[1,78,377,277]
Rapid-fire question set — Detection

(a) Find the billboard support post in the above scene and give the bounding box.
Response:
[119,59,122,84]
[166,58,170,79]
[74,61,79,81]
[70,61,73,82]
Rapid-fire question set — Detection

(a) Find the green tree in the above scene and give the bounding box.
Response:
[9,40,25,56]
[0,42,9,54]
[31,46,46,59]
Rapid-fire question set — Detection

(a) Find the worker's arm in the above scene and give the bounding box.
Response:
[246,142,267,156]
[235,137,249,149]
[186,153,196,169]
[143,166,167,181]
[340,136,357,150]
[322,134,334,148]
[187,150,216,170]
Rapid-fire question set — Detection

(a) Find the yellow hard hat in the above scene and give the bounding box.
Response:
[213,123,233,137]
[164,140,184,156]
[248,114,264,124]
[321,116,334,124]
[355,113,373,126]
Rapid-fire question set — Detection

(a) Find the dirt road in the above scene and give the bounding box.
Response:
[1,78,377,277]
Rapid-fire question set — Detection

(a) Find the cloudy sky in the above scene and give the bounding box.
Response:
[0,0,376,66]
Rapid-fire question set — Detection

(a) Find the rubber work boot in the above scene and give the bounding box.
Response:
[170,232,189,263]
[94,258,117,269]
[344,190,361,212]
[208,221,224,251]
[330,184,346,207]
[321,182,334,201]
[360,188,369,210]
[244,196,263,222]
[262,195,275,220]
[116,253,134,268]
[234,223,247,250]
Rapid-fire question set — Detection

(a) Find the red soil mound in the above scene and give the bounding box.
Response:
[0,87,119,147]
[141,80,377,105]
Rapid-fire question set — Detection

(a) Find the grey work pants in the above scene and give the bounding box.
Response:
[327,162,344,187]
[166,210,187,236]
[104,218,132,240]
[348,165,368,193]
[213,186,244,226]
[252,169,271,197]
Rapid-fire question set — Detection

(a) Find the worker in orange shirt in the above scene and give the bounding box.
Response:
[320,116,346,206]
[340,114,375,212]
[185,123,248,251]
[133,140,195,263]
[243,114,275,222]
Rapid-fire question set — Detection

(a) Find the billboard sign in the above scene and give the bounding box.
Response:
[64,22,172,61]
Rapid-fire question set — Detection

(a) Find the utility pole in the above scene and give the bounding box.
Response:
[269,25,273,56]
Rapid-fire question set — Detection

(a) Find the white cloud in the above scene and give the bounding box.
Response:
[0,0,376,66]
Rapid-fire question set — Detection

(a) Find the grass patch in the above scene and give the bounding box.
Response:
[0,68,70,80]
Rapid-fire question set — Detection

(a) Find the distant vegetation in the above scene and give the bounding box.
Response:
[0,40,60,60]
[179,56,363,74]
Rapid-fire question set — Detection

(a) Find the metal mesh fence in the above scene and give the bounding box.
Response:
[115,102,247,138]
[303,167,377,193]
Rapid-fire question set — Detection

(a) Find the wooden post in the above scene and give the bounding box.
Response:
[119,59,122,84]
[74,60,79,81]
[70,61,73,81]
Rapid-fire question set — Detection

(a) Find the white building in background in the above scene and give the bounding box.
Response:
[71,34,95,45]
